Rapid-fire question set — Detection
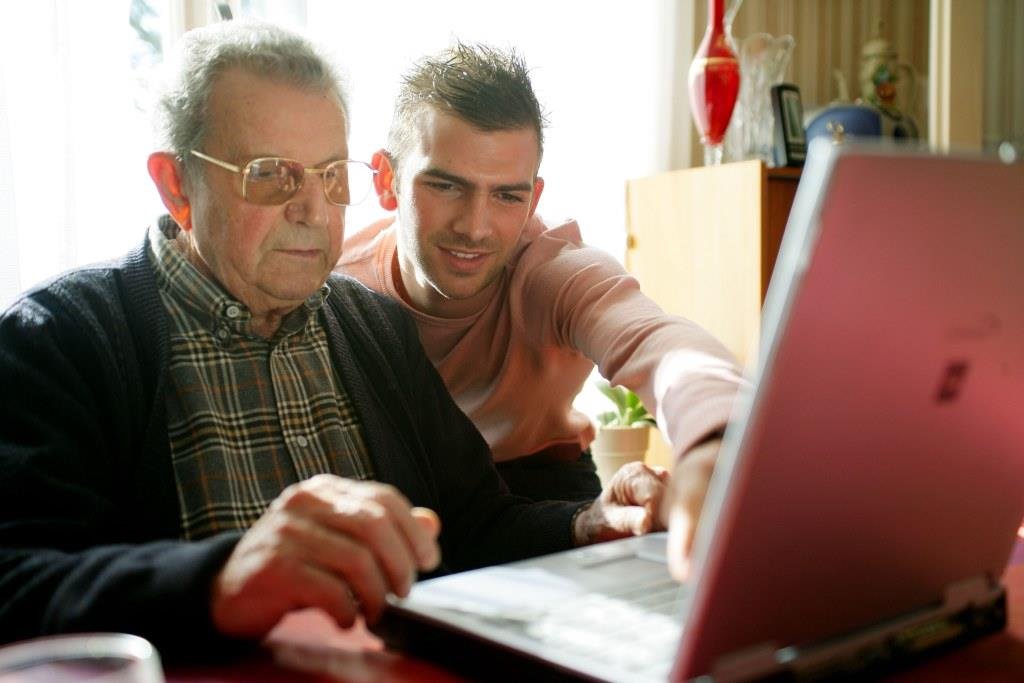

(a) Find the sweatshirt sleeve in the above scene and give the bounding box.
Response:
[518,220,749,461]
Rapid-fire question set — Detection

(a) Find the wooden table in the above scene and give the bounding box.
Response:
[167,536,1024,682]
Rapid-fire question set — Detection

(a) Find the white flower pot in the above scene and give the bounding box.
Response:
[590,425,650,487]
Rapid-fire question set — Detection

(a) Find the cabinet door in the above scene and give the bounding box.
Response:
[627,160,783,366]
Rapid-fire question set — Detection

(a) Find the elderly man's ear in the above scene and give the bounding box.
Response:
[371,150,398,212]
[147,152,193,231]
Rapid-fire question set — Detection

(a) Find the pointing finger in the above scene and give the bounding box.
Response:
[411,507,442,539]
[667,502,695,581]
[362,490,440,571]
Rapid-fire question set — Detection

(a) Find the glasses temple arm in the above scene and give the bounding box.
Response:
[190,150,242,173]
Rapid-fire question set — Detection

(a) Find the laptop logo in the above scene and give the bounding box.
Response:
[936,361,969,403]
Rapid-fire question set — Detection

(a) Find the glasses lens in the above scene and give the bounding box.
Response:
[324,161,373,206]
[244,158,305,205]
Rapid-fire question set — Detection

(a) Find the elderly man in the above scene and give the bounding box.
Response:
[0,22,665,658]
[337,43,746,576]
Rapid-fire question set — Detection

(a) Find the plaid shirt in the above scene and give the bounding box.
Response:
[149,219,374,540]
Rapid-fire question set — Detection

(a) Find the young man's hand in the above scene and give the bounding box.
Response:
[662,437,721,580]
[210,474,441,639]
[572,462,669,546]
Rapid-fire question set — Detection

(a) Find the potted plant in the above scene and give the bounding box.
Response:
[590,381,656,487]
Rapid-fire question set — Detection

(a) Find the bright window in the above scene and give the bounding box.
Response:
[0,0,168,306]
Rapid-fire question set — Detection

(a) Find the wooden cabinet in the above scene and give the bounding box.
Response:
[625,159,800,366]
[624,160,800,466]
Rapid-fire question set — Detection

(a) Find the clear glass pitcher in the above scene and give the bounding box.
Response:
[724,32,795,164]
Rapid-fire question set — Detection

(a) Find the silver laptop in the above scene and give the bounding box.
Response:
[381,141,1024,682]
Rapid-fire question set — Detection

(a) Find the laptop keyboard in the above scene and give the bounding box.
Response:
[519,576,686,677]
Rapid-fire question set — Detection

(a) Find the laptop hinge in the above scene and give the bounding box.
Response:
[706,575,1006,682]
[709,642,783,682]
[943,574,997,612]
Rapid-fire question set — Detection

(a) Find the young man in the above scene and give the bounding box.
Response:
[0,23,665,659]
[337,44,745,558]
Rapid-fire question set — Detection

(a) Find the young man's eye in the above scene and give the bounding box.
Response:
[497,192,526,204]
[425,181,456,192]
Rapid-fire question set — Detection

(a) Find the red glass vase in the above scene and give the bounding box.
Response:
[688,0,741,165]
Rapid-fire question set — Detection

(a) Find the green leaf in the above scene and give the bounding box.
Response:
[625,392,641,410]
[593,380,654,428]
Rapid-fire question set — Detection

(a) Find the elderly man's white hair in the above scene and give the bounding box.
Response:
[154,20,348,180]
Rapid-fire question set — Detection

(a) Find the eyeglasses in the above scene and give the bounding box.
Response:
[189,150,376,206]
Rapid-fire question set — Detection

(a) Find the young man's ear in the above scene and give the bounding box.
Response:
[529,176,545,216]
[147,152,193,231]
[371,149,398,212]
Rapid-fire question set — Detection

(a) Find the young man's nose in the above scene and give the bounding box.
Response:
[451,193,492,242]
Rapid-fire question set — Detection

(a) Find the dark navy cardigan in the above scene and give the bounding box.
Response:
[0,234,579,660]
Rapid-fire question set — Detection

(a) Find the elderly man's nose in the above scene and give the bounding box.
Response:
[289,174,331,226]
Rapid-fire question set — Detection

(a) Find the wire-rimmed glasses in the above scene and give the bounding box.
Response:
[190,150,376,207]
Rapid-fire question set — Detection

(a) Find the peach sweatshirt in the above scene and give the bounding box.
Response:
[337,215,745,463]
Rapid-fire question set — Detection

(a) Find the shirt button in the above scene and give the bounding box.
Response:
[225,305,241,319]
[216,327,229,339]
[296,435,309,448]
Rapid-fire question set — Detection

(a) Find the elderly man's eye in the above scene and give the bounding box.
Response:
[247,161,283,182]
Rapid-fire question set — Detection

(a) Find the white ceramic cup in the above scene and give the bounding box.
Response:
[0,633,164,683]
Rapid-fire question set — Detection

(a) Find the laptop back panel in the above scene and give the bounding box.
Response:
[675,144,1024,678]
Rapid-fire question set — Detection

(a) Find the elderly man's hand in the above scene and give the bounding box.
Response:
[662,437,721,581]
[210,474,441,639]
[572,461,670,546]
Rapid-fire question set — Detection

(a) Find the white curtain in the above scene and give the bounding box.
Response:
[0,1,165,308]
